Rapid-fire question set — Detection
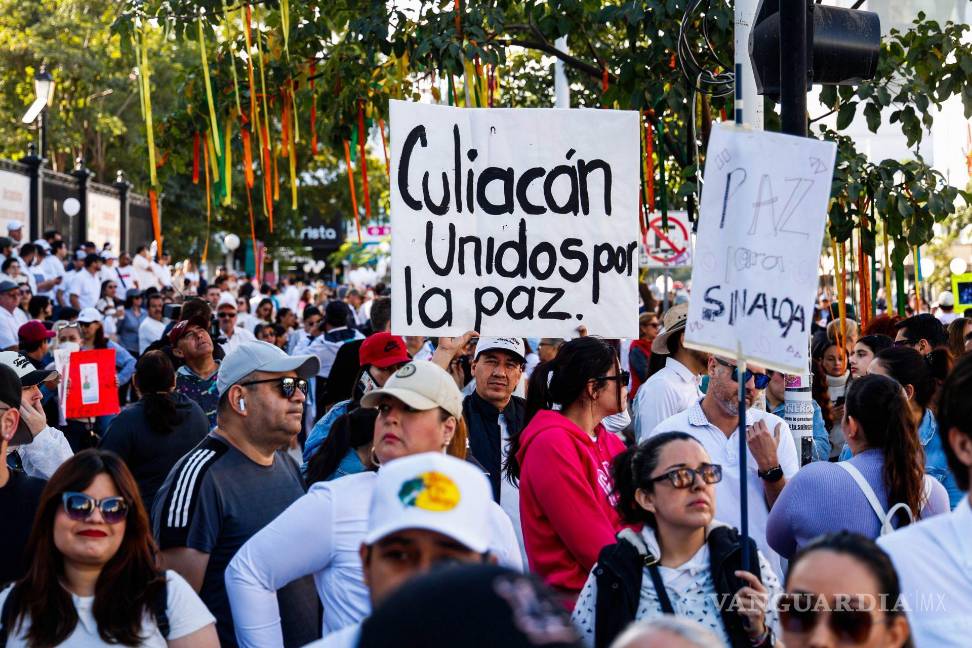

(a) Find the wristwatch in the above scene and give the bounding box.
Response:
[757,465,784,482]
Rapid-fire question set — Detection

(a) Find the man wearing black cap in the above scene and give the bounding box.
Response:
[0,351,72,479]
[0,363,46,585]
[0,280,25,351]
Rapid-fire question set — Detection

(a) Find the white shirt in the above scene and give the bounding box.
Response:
[70,269,102,310]
[878,496,972,646]
[60,269,79,306]
[572,524,782,648]
[40,254,65,299]
[0,307,20,349]
[0,570,214,647]
[220,326,257,356]
[649,400,799,579]
[302,623,360,648]
[225,469,522,648]
[306,328,365,378]
[633,358,703,442]
[16,426,74,479]
[138,316,166,354]
[498,415,527,566]
[113,264,135,290]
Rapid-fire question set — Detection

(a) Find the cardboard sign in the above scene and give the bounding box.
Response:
[684,123,837,373]
[65,349,120,418]
[390,100,640,338]
[642,212,692,268]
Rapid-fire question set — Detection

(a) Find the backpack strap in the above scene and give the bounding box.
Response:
[151,576,170,639]
[837,462,913,534]
[615,529,675,615]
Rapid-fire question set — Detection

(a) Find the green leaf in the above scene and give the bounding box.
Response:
[836,102,857,130]
[863,103,881,133]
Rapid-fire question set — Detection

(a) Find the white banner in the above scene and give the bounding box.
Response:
[87,191,121,252]
[684,123,836,373]
[0,169,29,234]
[390,100,640,338]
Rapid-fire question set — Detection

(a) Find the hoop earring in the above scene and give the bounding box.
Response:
[370,446,381,467]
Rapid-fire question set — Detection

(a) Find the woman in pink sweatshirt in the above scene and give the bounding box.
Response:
[506,337,630,608]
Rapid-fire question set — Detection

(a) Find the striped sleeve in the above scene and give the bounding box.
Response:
[154,440,226,550]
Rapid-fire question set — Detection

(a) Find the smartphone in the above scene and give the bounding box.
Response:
[834,396,846,407]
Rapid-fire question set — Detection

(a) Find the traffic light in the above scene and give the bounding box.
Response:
[749,1,881,97]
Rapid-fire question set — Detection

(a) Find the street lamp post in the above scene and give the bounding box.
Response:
[22,65,55,161]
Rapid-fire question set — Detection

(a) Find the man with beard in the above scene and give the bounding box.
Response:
[647,355,799,580]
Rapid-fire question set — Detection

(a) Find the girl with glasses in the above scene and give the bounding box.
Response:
[780,532,910,648]
[572,432,781,648]
[506,337,630,608]
[0,449,217,647]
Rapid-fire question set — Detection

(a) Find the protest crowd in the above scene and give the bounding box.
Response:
[0,220,970,648]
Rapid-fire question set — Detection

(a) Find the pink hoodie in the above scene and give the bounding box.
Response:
[516,409,627,607]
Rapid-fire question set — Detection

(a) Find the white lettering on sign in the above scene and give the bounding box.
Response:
[390,100,639,338]
[300,226,339,241]
[684,123,836,373]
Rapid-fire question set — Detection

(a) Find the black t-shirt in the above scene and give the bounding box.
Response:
[151,434,320,648]
[99,392,210,510]
[0,470,46,585]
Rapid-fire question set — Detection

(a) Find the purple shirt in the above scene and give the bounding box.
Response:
[766,449,950,559]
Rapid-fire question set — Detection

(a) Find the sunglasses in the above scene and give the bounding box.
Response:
[594,370,630,385]
[714,357,770,389]
[61,492,129,524]
[650,463,723,489]
[239,376,309,399]
[778,593,876,643]
[217,312,237,319]
[892,339,916,348]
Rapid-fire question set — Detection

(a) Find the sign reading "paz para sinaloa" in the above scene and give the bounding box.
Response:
[390,100,639,338]
[684,123,837,374]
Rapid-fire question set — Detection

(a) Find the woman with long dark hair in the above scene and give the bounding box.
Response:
[572,432,780,648]
[0,450,217,646]
[946,316,972,358]
[868,346,963,508]
[848,334,893,379]
[99,351,210,506]
[779,532,910,648]
[811,333,850,459]
[506,337,628,608]
[767,374,949,558]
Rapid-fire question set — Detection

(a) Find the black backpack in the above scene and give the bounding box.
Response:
[592,526,763,648]
[0,578,169,646]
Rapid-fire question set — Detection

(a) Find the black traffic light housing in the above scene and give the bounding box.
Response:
[749,0,881,98]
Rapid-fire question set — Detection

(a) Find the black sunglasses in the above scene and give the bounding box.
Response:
[239,376,309,399]
[892,338,916,348]
[62,492,129,524]
[714,357,770,389]
[778,593,876,643]
[217,312,236,319]
[650,463,723,489]
[594,370,630,385]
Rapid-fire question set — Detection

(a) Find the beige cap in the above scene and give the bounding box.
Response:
[361,360,463,418]
[651,303,689,355]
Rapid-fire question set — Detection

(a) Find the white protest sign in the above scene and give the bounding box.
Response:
[642,212,692,268]
[684,122,836,373]
[390,100,639,338]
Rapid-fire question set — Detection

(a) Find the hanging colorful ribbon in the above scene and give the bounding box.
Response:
[288,87,298,209]
[222,113,233,207]
[358,102,372,219]
[644,114,655,212]
[913,246,922,314]
[882,226,891,311]
[149,190,162,256]
[280,0,290,60]
[344,140,362,244]
[221,0,243,116]
[192,132,201,185]
[242,127,255,188]
[378,117,390,176]
[197,15,221,156]
[138,24,157,189]
[202,133,212,264]
[309,62,318,155]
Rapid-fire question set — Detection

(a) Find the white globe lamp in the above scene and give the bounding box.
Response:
[950,258,968,275]
[224,233,241,251]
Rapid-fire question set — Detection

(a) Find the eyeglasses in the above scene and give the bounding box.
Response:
[778,593,877,643]
[594,370,630,384]
[649,463,723,489]
[239,376,309,399]
[892,338,916,348]
[217,312,237,319]
[61,492,129,524]
[714,357,770,389]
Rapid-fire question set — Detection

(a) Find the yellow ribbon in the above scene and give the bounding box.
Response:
[139,24,157,188]
[223,114,233,207]
[222,1,243,116]
[198,16,221,156]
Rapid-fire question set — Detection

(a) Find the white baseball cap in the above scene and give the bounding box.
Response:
[77,307,102,324]
[363,452,492,553]
[217,292,237,310]
[938,291,955,307]
[6,220,22,232]
[473,337,526,363]
[216,340,319,395]
[361,360,463,418]
[32,239,51,252]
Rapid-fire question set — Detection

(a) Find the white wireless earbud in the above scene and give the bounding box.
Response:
[238,399,246,412]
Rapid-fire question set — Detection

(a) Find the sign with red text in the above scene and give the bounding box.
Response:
[684,123,836,373]
[390,100,639,338]
[65,349,120,418]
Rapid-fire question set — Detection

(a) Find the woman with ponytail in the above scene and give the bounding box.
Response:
[767,373,949,558]
[506,337,629,608]
[99,351,209,507]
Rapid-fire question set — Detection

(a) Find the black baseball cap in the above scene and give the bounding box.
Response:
[357,565,583,648]
[0,364,29,446]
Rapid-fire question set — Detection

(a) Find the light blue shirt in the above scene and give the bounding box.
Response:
[302,399,352,473]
